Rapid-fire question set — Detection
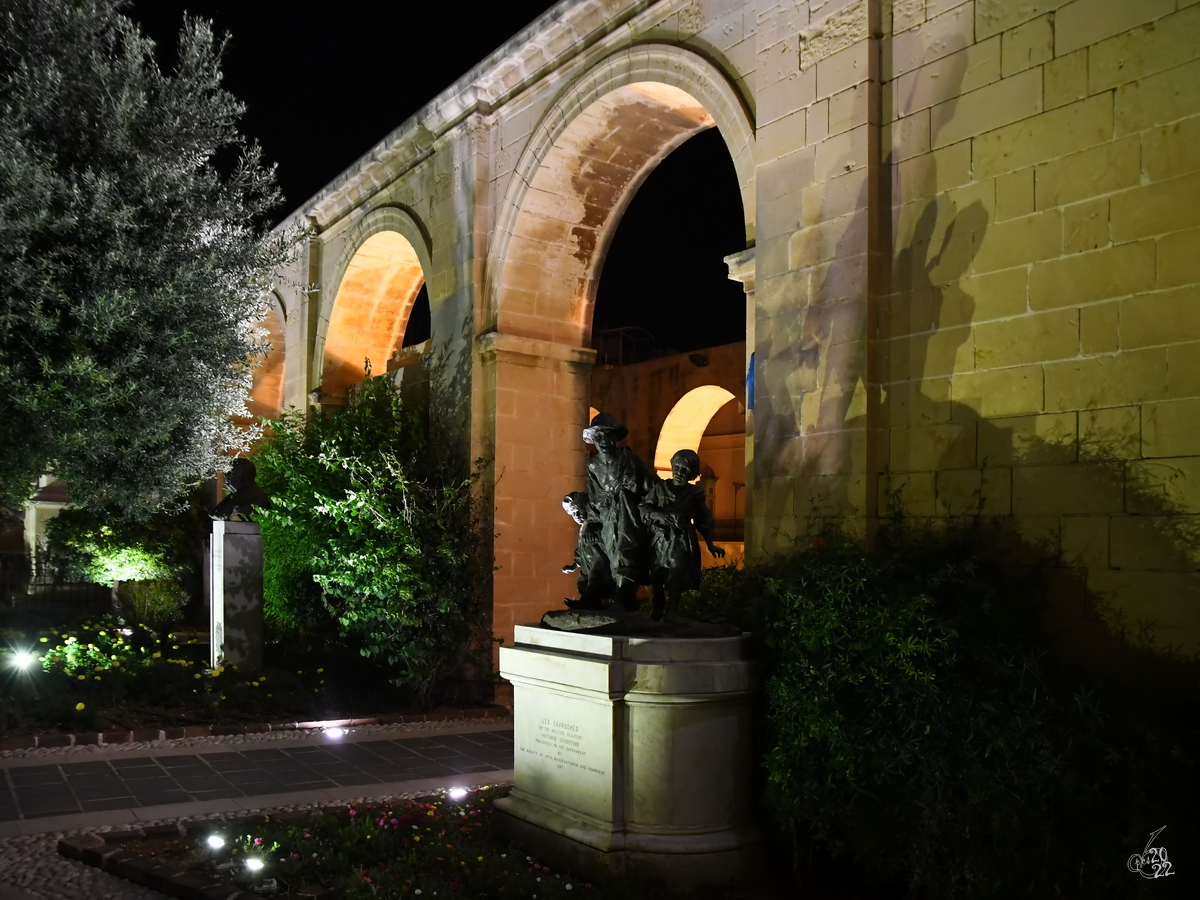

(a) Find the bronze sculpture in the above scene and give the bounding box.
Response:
[210,458,272,521]
[583,412,658,611]
[561,412,725,624]
[642,449,725,620]
[561,491,613,610]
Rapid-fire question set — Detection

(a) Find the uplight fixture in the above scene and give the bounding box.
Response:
[245,858,264,872]
[12,652,34,669]
[206,835,225,850]
[324,726,345,738]
[447,787,468,801]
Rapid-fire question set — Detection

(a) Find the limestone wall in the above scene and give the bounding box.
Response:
[753,0,1200,657]
[267,0,1200,659]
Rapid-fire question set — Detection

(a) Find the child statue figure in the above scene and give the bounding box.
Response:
[560,491,613,610]
[641,449,726,621]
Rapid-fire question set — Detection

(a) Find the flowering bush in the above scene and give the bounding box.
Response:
[254,375,490,705]
[220,787,664,898]
[0,615,324,733]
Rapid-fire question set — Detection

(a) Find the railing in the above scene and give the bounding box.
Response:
[709,520,744,543]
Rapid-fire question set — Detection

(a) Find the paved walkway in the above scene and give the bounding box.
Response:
[0,720,515,897]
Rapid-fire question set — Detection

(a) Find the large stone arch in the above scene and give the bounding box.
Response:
[485,43,756,345]
[316,206,433,397]
[247,292,287,421]
[481,45,755,638]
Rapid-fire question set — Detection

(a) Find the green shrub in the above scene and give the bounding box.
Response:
[690,525,1199,898]
[254,375,489,705]
[116,579,187,629]
[42,492,210,603]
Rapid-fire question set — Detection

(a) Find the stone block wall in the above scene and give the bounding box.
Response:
[270,0,1200,661]
[749,0,1200,658]
[880,0,1200,658]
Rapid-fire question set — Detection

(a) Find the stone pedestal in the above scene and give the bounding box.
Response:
[494,625,762,889]
[205,520,264,672]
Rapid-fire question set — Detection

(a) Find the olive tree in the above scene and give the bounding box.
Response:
[0,0,290,517]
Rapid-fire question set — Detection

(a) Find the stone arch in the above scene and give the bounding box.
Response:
[654,385,737,473]
[482,46,754,638]
[247,292,287,421]
[485,43,756,346]
[317,206,433,396]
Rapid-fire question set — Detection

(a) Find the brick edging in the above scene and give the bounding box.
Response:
[60,813,335,899]
[0,706,511,752]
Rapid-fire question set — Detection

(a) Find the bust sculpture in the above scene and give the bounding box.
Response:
[210,458,272,521]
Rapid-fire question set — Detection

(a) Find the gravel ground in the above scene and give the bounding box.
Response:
[0,786,508,899]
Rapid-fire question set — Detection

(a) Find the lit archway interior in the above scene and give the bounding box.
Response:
[654,385,737,473]
[323,231,425,396]
[247,304,285,421]
[488,77,749,639]
[495,82,716,346]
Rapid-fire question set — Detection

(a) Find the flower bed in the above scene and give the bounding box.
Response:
[63,787,679,899]
[220,787,649,898]
[0,615,480,737]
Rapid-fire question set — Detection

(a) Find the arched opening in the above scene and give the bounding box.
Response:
[655,386,745,567]
[247,302,286,421]
[323,231,426,397]
[485,48,755,636]
[654,385,737,473]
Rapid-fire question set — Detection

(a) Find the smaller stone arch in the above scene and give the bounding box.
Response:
[317,207,433,397]
[654,385,737,473]
[247,292,287,421]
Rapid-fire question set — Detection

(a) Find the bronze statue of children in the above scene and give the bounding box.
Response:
[584,412,658,612]
[641,448,725,621]
[561,491,613,610]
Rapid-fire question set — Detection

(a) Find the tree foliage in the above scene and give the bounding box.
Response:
[0,0,290,516]
[254,376,490,705]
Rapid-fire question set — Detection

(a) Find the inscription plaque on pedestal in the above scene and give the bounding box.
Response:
[495,626,761,888]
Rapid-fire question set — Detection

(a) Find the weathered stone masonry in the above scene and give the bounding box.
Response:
[254,0,1200,662]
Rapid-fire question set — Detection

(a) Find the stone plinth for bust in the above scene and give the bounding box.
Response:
[205,520,264,672]
[494,624,761,888]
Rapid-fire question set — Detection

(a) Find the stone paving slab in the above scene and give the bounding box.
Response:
[0,729,513,836]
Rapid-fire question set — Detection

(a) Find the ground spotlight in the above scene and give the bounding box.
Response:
[324,726,345,738]
[245,858,264,872]
[447,787,468,800]
[206,835,225,850]
[12,651,34,669]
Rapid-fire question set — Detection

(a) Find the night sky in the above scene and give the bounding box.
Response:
[129,1,747,353]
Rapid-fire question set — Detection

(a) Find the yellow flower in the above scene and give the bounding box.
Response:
[75,702,85,711]
[478,856,483,862]
[39,637,48,643]
[316,668,324,673]
[77,675,86,681]
[194,673,202,679]
[252,681,260,687]
[152,651,161,658]
[94,676,101,681]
